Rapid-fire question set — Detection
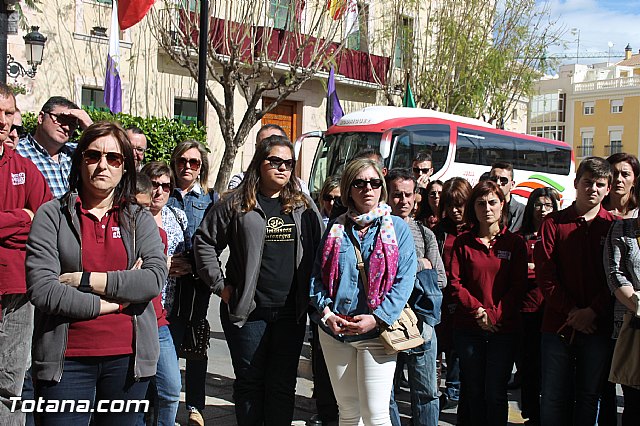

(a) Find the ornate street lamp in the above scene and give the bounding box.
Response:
[6,26,47,79]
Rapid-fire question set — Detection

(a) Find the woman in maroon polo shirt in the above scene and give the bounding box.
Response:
[448,180,527,426]
[516,187,559,424]
[26,122,166,425]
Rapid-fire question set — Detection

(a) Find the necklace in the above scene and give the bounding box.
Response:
[357,225,370,240]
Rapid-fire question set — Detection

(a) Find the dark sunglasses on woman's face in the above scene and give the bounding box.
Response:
[151,181,171,193]
[489,175,509,186]
[176,157,201,170]
[266,156,295,171]
[352,179,383,189]
[82,149,125,168]
[322,194,340,202]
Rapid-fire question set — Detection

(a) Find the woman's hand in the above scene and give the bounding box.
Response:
[344,314,378,335]
[99,300,130,315]
[169,254,192,277]
[59,272,82,287]
[419,258,433,269]
[220,285,234,304]
[475,307,499,333]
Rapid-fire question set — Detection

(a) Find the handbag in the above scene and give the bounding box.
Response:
[609,312,640,387]
[176,317,211,361]
[349,228,424,354]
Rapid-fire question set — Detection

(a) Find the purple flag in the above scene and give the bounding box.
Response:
[104,1,122,113]
[326,67,344,128]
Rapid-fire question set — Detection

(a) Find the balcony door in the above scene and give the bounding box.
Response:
[262,98,300,173]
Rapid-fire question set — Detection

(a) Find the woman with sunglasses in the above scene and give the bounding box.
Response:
[194,134,323,425]
[417,179,443,229]
[166,140,217,424]
[309,158,417,426]
[25,121,167,425]
[448,180,527,426]
[319,175,341,226]
[516,187,559,424]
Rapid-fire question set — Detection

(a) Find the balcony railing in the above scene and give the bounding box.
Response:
[574,76,640,92]
[605,143,623,155]
[575,145,594,158]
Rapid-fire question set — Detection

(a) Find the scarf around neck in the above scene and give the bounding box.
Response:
[320,203,399,310]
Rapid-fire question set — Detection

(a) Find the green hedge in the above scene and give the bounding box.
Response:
[22,110,207,163]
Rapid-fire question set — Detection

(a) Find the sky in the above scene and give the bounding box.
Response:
[541,0,640,65]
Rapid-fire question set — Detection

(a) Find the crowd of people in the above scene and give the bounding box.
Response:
[1,80,640,426]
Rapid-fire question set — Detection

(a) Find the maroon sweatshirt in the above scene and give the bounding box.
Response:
[534,204,614,336]
[448,227,528,333]
[0,144,52,295]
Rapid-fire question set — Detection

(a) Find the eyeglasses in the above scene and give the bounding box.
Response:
[82,149,125,168]
[10,124,24,137]
[322,194,340,202]
[352,179,383,189]
[151,181,171,193]
[413,167,432,175]
[489,176,510,186]
[176,157,201,170]
[133,146,147,154]
[45,111,79,130]
[266,156,295,171]
[428,190,441,198]
[534,202,554,210]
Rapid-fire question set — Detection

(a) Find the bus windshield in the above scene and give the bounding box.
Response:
[309,132,382,195]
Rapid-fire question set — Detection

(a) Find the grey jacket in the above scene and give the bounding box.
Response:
[26,193,167,382]
[194,192,324,327]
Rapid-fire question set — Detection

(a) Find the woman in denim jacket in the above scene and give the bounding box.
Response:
[309,158,417,426]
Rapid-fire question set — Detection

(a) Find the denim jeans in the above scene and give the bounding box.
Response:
[221,302,306,426]
[455,330,517,426]
[137,325,181,426]
[540,332,612,426]
[169,316,208,412]
[35,355,150,425]
[390,326,439,426]
[0,294,34,426]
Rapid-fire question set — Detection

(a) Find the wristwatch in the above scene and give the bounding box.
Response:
[78,272,93,293]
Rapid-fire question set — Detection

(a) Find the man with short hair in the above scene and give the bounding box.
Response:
[6,109,22,150]
[490,162,524,232]
[16,96,93,198]
[386,167,446,426]
[412,152,433,189]
[126,126,148,171]
[535,157,615,425]
[0,83,53,424]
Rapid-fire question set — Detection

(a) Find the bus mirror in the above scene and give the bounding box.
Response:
[294,131,324,160]
[380,129,393,159]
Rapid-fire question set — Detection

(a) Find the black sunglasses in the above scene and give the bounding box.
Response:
[352,179,383,189]
[82,149,125,167]
[45,111,79,129]
[266,156,295,171]
[176,157,201,169]
[151,181,171,193]
[413,167,432,175]
[489,176,509,186]
[10,124,24,137]
[322,194,340,202]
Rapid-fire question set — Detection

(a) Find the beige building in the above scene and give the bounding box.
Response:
[529,45,640,162]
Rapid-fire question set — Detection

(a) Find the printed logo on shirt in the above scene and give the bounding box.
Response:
[11,172,25,186]
[496,250,512,260]
[265,217,295,242]
[111,227,121,239]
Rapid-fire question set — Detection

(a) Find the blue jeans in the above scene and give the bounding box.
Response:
[455,330,517,426]
[540,332,611,426]
[390,326,439,426]
[35,355,150,425]
[169,316,208,412]
[221,302,306,426]
[137,325,181,426]
[0,294,33,426]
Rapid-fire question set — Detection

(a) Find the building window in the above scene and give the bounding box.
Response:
[174,99,198,126]
[81,87,110,112]
[269,0,295,30]
[583,101,595,115]
[346,3,369,52]
[611,99,624,113]
[530,125,564,142]
[608,130,623,155]
[578,132,594,157]
[394,16,413,69]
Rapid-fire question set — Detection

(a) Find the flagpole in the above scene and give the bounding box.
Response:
[197,0,208,126]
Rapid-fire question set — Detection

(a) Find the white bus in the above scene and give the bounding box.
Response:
[296,106,576,205]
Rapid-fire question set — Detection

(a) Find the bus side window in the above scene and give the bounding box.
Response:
[455,132,481,164]
[516,139,547,173]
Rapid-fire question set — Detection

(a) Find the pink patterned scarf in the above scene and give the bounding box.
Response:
[320,203,399,310]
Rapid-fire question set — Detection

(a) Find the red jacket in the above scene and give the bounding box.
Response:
[519,232,544,313]
[448,227,528,333]
[534,204,614,335]
[0,145,52,295]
